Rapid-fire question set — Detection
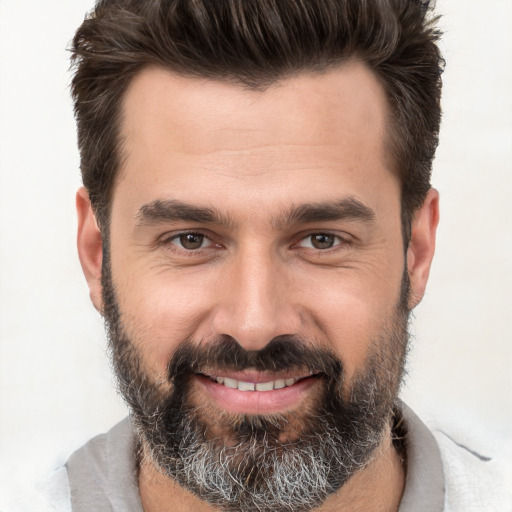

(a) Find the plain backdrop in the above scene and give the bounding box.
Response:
[1,0,511,490]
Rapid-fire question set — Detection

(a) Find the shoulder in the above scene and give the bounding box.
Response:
[432,419,512,511]
[0,419,132,512]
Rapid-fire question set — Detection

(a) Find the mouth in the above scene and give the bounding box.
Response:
[194,370,321,414]
[202,373,315,392]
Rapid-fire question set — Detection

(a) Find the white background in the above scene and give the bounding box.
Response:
[1,0,511,489]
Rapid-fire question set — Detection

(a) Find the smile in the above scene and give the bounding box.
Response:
[196,371,320,414]
[205,375,310,392]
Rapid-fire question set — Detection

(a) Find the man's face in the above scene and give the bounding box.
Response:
[78,62,437,511]
[110,61,406,386]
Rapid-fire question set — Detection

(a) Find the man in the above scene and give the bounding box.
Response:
[16,0,510,511]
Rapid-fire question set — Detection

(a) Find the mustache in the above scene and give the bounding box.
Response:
[167,335,343,382]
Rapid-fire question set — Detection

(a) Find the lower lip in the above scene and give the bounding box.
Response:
[195,374,319,414]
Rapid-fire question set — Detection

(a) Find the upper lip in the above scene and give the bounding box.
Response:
[200,368,316,383]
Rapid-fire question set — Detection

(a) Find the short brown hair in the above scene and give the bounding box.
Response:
[70,0,443,237]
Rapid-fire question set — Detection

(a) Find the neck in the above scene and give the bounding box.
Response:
[319,426,405,512]
[138,426,405,512]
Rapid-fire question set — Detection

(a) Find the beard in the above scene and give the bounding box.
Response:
[101,251,410,512]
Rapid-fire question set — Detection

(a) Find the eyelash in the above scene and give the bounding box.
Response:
[159,230,351,255]
[295,232,350,251]
[160,231,218,252]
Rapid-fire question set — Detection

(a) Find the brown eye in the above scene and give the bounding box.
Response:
[176,233,206,250]
[310,234,336,249]
[298,233,341,250]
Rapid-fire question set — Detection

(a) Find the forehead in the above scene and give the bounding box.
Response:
[120,61,390,156]
[115,62,397,220]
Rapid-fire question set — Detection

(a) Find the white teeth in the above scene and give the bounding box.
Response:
[213,376,302,391]
[255,381,274,392]
[273,379,286,389]
[237,381,256,391]
[223,377,238,389]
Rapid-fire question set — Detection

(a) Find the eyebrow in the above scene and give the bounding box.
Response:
[135,199,234,227]
[278,197,376,227]
[135,197,375,228]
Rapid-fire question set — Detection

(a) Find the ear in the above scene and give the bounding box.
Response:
[76,187,104,313]
[407,188,439,309]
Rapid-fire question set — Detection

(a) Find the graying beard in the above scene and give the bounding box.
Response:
[137,407,384,512]
[120,333,403,512]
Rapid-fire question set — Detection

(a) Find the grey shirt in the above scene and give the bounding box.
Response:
[65,403,445,512]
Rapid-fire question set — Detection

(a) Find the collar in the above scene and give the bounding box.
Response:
[397,402,445,512]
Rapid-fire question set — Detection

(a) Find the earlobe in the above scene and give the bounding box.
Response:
[407,188,439,309]
[76,187,104,313]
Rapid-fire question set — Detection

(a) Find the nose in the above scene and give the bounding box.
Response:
[211,246,303,351]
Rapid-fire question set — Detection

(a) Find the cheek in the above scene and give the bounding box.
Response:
[112,267,216,373]
[300,263,404,381]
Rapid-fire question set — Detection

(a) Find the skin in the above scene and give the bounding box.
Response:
[77,62,439,511]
